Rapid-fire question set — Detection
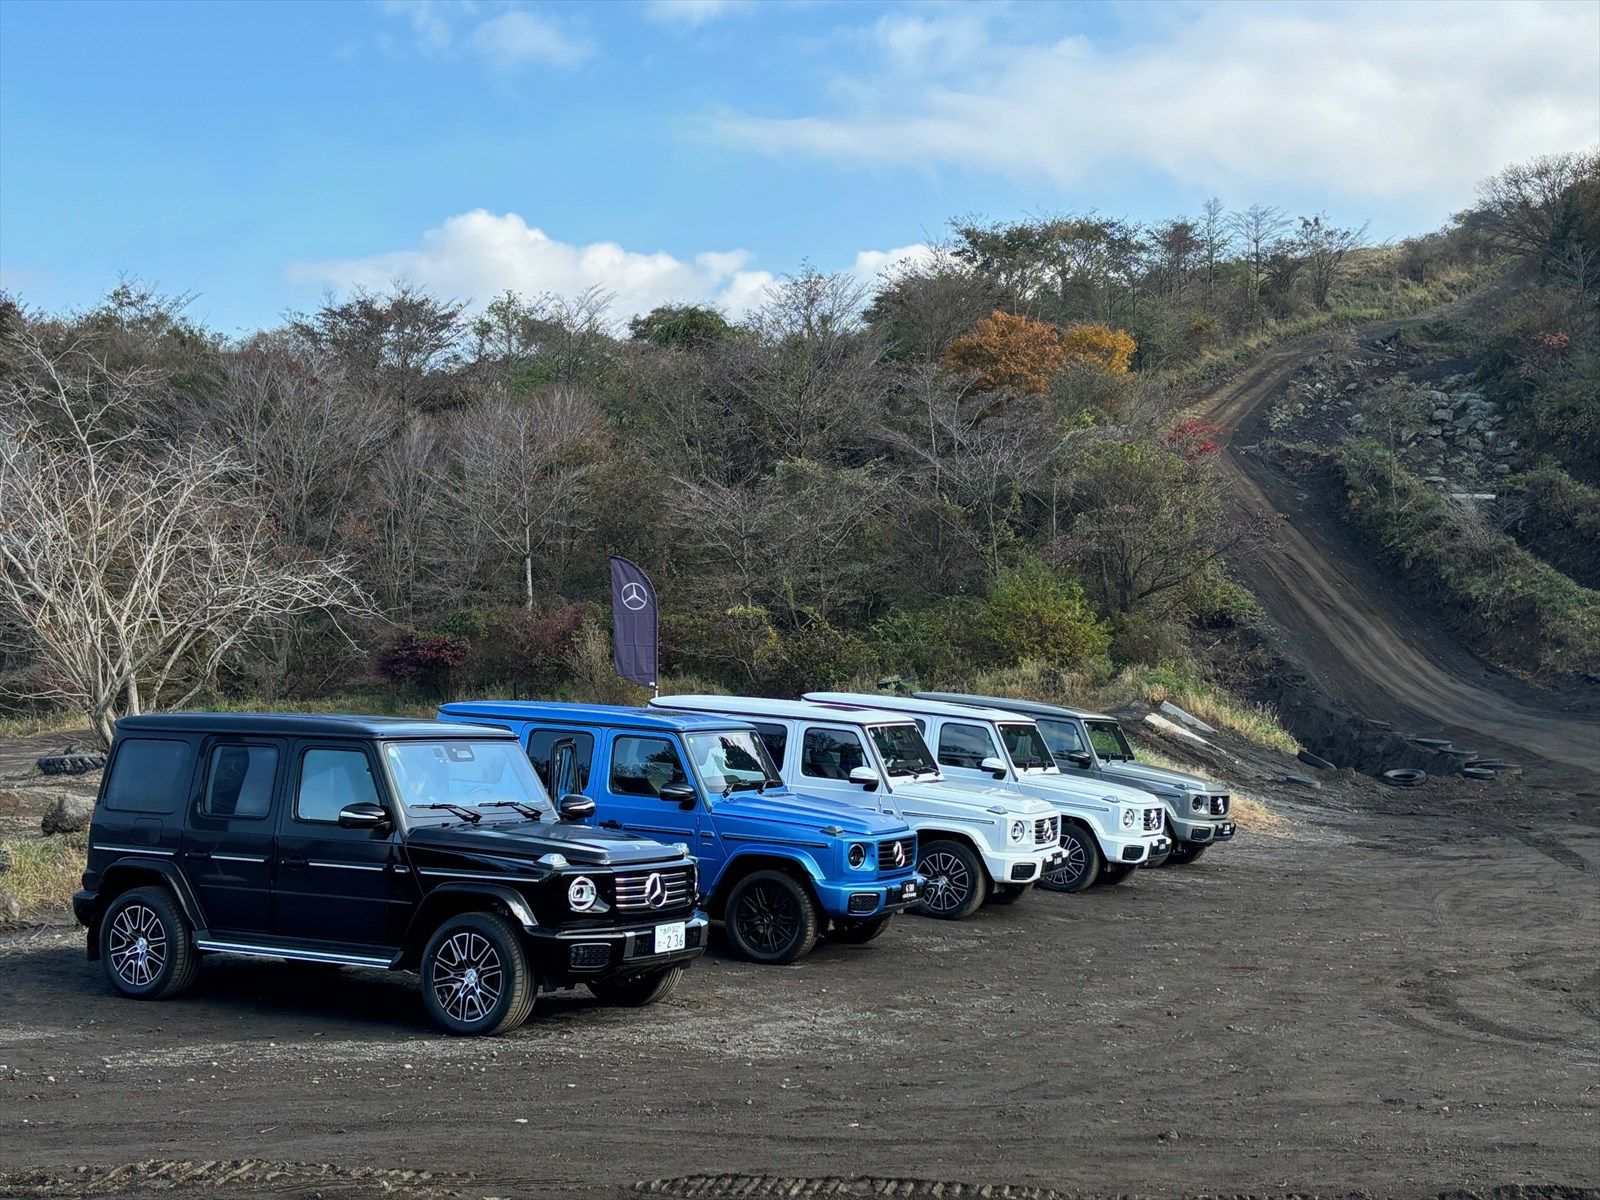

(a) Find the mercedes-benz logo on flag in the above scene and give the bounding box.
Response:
[621,581,648,611]
[892,842,906,868]
[644,872,667,908]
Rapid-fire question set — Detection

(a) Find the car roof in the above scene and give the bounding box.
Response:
[913,692,1115,723]
[438,700,752,734]
[114,713,505,740]
[803,691,1043,724]
[651,694,923,726]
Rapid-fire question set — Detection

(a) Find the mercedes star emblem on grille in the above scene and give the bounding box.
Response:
[644,872,668,909]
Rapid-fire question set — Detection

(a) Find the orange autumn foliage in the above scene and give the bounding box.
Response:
[944,311,1137,395]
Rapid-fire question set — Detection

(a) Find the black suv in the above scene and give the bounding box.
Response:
[73,714,708,1035]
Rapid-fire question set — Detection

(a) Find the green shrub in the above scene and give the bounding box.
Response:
[977,562,1112,670]
[868,602,977,681]
[1504,466,1600,589]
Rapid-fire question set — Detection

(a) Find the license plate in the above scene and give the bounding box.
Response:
[900,881,917,900]
[654,922,686,953]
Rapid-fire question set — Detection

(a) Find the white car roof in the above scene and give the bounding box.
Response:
[803,691,1041,725]
[651,694,922,728]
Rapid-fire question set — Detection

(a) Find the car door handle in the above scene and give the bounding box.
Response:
[280,857,308,869]
[184,848,210,859]
[699,832,714,843]
[599,820,622,830]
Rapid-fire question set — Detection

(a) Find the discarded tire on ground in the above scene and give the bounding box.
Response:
[1462,766,1497,780]
[1382,768,1426,787]
[37,753,106,776]
[1411,738,1452,750]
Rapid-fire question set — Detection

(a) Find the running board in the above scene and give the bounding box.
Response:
[193,938,396,969]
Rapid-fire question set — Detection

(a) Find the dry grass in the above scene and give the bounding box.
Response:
[0,834,86,920]
[1131,745,1291,837]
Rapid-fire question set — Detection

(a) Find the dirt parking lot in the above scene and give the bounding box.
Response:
[2,755,1597,1200]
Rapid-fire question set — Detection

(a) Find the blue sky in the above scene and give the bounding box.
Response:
[2,0,1597,335]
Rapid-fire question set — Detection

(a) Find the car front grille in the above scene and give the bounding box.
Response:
[1143,808,1164,832]
[613,866,695,912]
[1035,816,1059,846]
[1209,794,1230,816]
[877,836,916,875]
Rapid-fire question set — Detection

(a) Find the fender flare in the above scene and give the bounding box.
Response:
[397,882,540,969]
[88,859,207,957]
[710,848,827,912]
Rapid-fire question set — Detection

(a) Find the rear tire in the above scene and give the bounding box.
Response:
[824,914,893,944]
[587,965,685,1006]
[1096,863,1137,887]
[723,870,820,964]
[420,911,535,1036]
[916,839,988,920]
[1169,842,1208,866]
[1038,825,1101,893]
[987,883,1031,905]
[99,886,198,1000]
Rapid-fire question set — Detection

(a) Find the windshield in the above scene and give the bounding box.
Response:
[999,722,1056,772]
[1036,718,1090,763]
[1086,720,1134,761]
[869,723,939,778]
[383,739,554,823]
[686,730,782,800]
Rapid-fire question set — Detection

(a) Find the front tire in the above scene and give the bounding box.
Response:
[1096,863,1137,887]
[420,911,535,1036]
[1169,842,1209,865]
[99,886,198,1000]
[587,965,685,1007]
[916,839,989,920]
[1038,825,1102,893]
[824,914,893,944]
[723,870,820,964]
[987,883,1031,905]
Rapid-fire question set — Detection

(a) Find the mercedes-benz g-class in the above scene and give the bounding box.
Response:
[74,714,707,1036]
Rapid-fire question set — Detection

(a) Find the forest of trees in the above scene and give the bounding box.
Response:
[2,150,1596,741]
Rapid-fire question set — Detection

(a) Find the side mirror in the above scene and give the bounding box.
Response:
[1065,752,1093,769]
[338,801,390,830]
[979,756,1009,779]
[558,793,595,823]
[659,782,698,810]
[847,765,880,792]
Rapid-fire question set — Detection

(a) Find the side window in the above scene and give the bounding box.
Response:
[526,728,593,789]
[800,727,868,780]
[1038,719,1086,757]
[103,738,193,814]
[609,736,688,798]
[937,722,996,769]
[201,745,279,819]
[295,748,381,824]
[751,722,788,766]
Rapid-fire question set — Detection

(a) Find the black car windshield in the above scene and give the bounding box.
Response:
[383,740,554,822]
[869,723,938,777]
[686,730,782,801]
[999,723,1056,771]
[1085,720,1134,761]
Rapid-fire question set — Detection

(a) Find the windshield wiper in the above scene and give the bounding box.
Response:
[412,802,482,825]
[478,800,542,820]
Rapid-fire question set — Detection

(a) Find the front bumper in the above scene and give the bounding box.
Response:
[1094,831,1168,864]
[1170,814,1237,845]
[817,873,925,919]
[979,845,1065,885]
[530,911,709,986]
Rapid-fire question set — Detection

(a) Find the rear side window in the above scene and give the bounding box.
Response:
[295,748,381,823]
[937,722,996,769]
[609,736,688,797]
[527,728,593,790]
[800,727,868,779]
[751,722,788,765]
[201,745,279,819]
[1037,718,1087,757]
[103,738,193,814]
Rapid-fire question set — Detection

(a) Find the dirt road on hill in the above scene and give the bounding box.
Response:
[1196,325,1600,780]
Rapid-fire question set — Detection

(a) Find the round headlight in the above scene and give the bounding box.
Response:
[1010,819,1026,843]
[848,843,868,869]
[567,875,597,911]
[1121,808,1136,828]
[1191,796,1206,812]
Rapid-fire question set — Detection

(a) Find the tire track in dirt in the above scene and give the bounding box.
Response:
[1194,327,1600,779]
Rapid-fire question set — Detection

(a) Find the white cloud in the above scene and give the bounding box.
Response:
[381,0,465,51]
[644,0,747,27]
[288,212,930,321]
[717,1,1600,213]
[470,10,592,68]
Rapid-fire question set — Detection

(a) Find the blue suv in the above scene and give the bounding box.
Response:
[438,702,923,965]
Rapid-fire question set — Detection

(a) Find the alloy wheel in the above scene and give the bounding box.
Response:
[733,881,801,955]
[108,903,167,988]
[919,850,972,915]
[431,931,504,1025]
[1045,838,1088,889]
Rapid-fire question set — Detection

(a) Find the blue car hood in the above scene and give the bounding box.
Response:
[712,789,907,838]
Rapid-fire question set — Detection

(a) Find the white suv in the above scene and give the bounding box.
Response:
[806,693,1169,892]
[650,696,1063,919]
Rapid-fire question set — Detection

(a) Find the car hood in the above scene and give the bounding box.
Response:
[404,819,684,868]
[713,789,908,838]
[1019,772,1161,805]
[890,777,1056,818]
[1102,761,1219,796]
